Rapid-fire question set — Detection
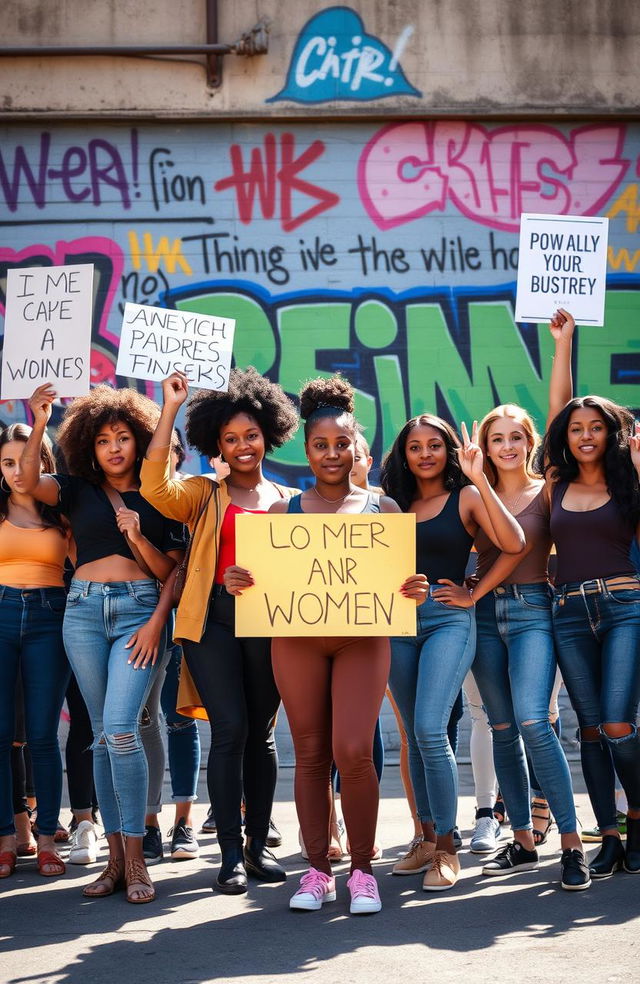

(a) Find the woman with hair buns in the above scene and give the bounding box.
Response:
[226,375,429,915]
[140,367,298,895]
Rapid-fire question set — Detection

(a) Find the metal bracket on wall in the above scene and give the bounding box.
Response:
[0,6,271,89]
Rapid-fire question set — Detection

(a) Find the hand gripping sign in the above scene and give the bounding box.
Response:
[235,512,417,637]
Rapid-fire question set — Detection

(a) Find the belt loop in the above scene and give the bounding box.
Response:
[83,581,90,598]
[0,585,5,602]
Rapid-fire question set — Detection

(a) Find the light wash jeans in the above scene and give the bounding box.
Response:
[473,584,577,834]
[389,594,476,835]
[63,579,165,838]
[552,578,640,830]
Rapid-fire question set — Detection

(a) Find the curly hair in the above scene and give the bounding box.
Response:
[479,404,541,487]
[381,414,467,512]
[0,423,67,534]
[186,366,298,458]
[299,375,357,441]
[56,385,160,484]
[544,396,640,524]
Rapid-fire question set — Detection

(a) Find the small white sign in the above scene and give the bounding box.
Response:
[117,303,235,391]
[515,213,609,325]
[1,263,94,400]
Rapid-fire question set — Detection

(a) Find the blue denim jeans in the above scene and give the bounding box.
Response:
[63,579,165,838]
[473,585,577,834]
[0,586,70,836]
[389,596,476,835]
[552,578,640,830]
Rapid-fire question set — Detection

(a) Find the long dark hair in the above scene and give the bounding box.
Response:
[0,423,67,535]
[380,414,468,512]
[544,396,640,525]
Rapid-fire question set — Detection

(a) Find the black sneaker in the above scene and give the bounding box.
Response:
[266,818,282,848]
[560,849,591,891]
[142,824,164,865]
[201,806,216,834]
[170,818,199,860]
[482,841,538,876]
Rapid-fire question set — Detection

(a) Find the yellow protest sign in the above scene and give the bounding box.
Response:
[235,512,416,637]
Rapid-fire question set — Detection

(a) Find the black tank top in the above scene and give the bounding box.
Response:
[415,488,474,584]
[550,481,635,585]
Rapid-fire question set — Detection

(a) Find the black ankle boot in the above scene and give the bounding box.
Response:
[624,816,640,873]
[216,846,248,894]
[244,837,287,882]
[588,834,625,878]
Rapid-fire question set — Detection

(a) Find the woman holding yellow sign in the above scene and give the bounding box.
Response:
[227,375,428,916]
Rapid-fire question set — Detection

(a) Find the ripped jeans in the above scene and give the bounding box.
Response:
[473,585,577,834]
[552,579,640,831]
[63,579,165,838]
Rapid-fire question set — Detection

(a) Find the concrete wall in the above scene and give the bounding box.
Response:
[1,0,639,118]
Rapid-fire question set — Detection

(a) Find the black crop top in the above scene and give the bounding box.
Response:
[53,474,187,569]
[415,489,474,584]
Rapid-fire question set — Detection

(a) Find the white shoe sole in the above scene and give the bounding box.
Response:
[68,850,96,865]
[350,900,382,914]
[422,882,457,892]
[290,891,336,911]
[470,844,499,854]
[482,862,539,876]
[171,848,199,860]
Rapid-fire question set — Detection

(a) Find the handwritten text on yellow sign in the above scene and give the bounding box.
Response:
[235,513,416,637]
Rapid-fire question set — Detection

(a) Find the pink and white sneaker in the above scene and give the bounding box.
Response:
[347,869,382,914]
[289,868,337,911]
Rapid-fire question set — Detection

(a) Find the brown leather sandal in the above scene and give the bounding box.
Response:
[0,850,17,878]
[125,858,155,904]
[82,857,125,897]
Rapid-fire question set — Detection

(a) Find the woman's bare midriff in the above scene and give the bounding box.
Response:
[74,555,151,583]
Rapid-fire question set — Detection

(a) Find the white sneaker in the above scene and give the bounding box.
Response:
[68,820,98,865]
[347,869,382,914]
[470,815,502,854]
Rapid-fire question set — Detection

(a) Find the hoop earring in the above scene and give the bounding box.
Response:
[0,476,10,493]
[91,457,100,473]
[562,447,571,465]
[219,453,226,464]
[402,459,407,470]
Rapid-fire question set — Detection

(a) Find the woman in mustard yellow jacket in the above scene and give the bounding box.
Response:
[140,368,297,895]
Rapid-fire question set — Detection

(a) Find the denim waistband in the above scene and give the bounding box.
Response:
[0,584,67,602]
[554,575,640,599]
[494,582,551,599]
[69,578,159,597]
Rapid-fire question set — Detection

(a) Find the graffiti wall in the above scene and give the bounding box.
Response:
[0,121,638,483]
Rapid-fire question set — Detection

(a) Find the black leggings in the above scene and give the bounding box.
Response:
[182,588,280,851]
[65,674,97,814]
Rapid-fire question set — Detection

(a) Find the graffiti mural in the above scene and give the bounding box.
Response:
[267,6,421,104]
[0,121,638,483]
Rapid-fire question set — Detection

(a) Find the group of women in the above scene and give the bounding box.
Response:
[1,308,639,915]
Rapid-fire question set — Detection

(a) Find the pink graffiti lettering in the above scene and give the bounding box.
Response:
[357,122,629,232]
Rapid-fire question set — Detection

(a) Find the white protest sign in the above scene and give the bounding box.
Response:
[515,214,609,325]
[1,263,94,400]
[117,303,235,391]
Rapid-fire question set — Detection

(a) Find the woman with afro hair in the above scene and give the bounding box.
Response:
[140,366,298,895]
[226,374,429,915]
[21,383,186,904]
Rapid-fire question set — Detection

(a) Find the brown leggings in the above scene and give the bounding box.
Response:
[272,635,390,875]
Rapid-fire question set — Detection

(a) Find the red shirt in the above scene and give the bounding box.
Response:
[214,503,267,583]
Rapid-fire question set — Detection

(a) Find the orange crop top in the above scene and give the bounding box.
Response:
[0,519,68,588]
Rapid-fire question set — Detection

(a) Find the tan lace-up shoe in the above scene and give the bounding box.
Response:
[392,837,436,875]
[422,850,460,891]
